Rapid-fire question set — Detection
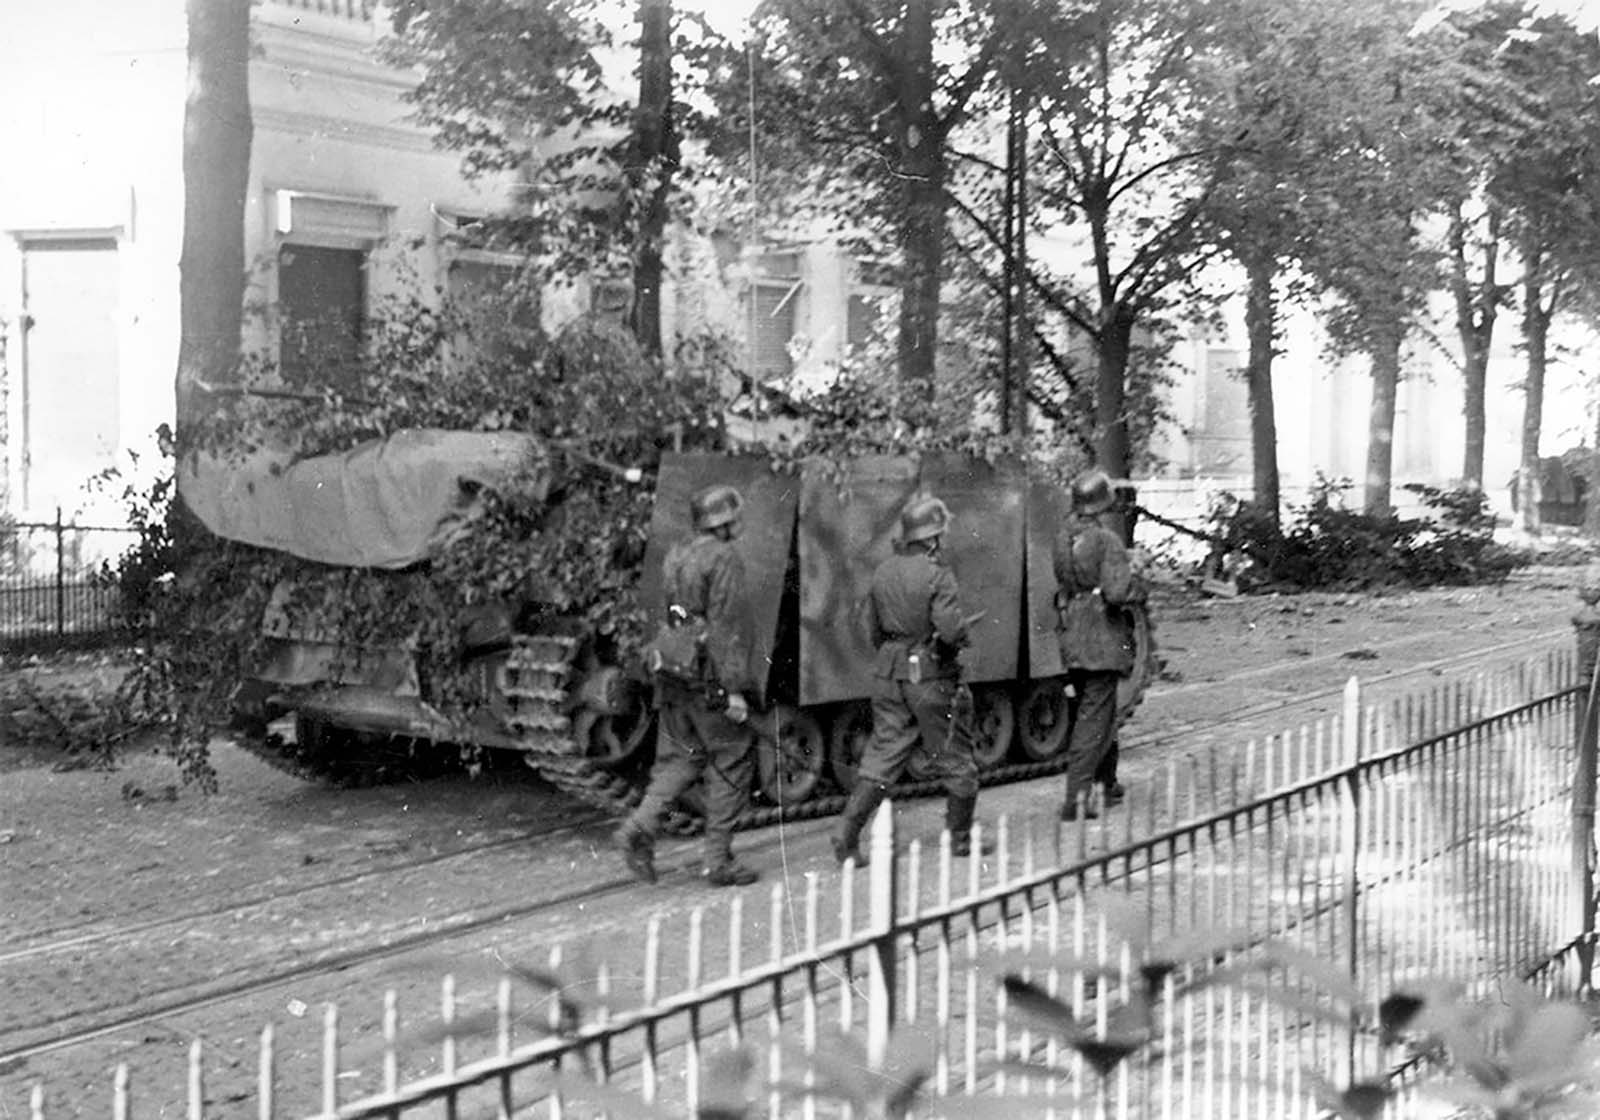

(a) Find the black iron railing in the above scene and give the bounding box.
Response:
[0,509,138,651]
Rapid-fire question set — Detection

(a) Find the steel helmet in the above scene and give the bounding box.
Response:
[690,484,744,531]
[1070,469,1115,515]
[900,496,951,544]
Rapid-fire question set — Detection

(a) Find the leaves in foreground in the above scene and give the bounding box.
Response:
[1420,983,1600,1119]
[996,974,1156,1078]
[1305,1070,1395,1120]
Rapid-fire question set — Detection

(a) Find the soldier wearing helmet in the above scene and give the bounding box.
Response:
[617,483,760,888]
[831,494,989,864]
[1053,468,1145,820]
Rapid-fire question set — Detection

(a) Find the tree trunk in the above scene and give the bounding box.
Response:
[1242,251,1280,526]
[1364,327,1401,515]
[1519,257,1551,536]
[1449,205,1500,491]
[175,0,252,430]
[999,83,1029,437]
[1589,405,1600,540]
[627,0,674,357]
[1096,306,1135,479]
[894,0,943,399]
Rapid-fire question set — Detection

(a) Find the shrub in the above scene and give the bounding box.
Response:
[1205,477,1526,593]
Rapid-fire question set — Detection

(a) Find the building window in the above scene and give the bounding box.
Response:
[846,258,895,355]
[743,251,803,382]
[446,256,541,362]
[269,189,390,389]
[1192,346,1250,476]
[277,244,366,388]
[847,292,890,351]
[590,278,633,326]
[747,282,799,381]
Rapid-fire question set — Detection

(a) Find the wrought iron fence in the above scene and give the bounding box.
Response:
[15,651,1595,1118]
[0,509,136,651]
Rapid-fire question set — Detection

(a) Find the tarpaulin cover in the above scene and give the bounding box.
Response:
[179,429,545,569]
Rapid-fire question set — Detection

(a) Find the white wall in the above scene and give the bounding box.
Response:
[0,0,520,523]
[0,0,187,520]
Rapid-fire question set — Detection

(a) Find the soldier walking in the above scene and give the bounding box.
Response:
[831,495,988,865]
[616,484,761,888]
[1053,469,1145,820]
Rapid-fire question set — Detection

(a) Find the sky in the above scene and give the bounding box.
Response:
[679,0,762,40]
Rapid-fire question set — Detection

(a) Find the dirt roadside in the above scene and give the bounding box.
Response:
[2,562,1597,1114]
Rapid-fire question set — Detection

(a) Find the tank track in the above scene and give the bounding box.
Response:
[502,606,1159,836]
[499,631,710,834]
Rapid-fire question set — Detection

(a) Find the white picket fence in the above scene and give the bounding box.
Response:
[19,648,1594,1119]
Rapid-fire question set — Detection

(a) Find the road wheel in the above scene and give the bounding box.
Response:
[970,685,1017,770]
[755,704,826,807]
[574,684,655,771]
[1117,603,1161,722]
[826,700,873,790]
[1017,678,1073,761]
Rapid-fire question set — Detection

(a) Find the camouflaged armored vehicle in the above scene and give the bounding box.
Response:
[187,431,1156,832]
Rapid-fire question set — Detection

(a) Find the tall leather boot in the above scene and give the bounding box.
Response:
[704,833,759,887]
[1095,738,1125,805]
[945,793,994,857]
[831,782,888,867]
[616,818,658,884]
[704,855,760,888]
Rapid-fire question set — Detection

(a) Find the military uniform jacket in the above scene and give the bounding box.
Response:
[661,533,754,694]
[1053,516,1142,674]
[863,551,968,681]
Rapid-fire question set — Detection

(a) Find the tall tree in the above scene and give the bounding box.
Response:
[1445,198,1505,492]
[1019,0,1241,480]
[1192,0,1344,526]
[1428,4,1546,492]
[1481,13,1600,532]
[1292,2,1470,514]
[175,0,252,429]
[385,0,694,356]
[711,0,1010,398]
[627,0,676,354]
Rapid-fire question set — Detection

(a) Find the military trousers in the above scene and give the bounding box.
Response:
[627,691,755,863]
[858,677,979,799]
[1064,668,1119,810]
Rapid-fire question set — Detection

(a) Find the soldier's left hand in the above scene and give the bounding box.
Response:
[724,692,750,725]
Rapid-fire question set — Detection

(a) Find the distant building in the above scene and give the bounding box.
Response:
[0,0,1586,529]
[0,0,520,520]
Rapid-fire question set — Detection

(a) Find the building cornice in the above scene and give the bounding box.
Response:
[252,21,418,95]
[253,105,441,156]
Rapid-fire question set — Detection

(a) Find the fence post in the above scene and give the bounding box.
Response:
[1570,589,1600,989]
[1339,675,1363,1084]
[866,797,899,1069]
[54,506,64,639]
